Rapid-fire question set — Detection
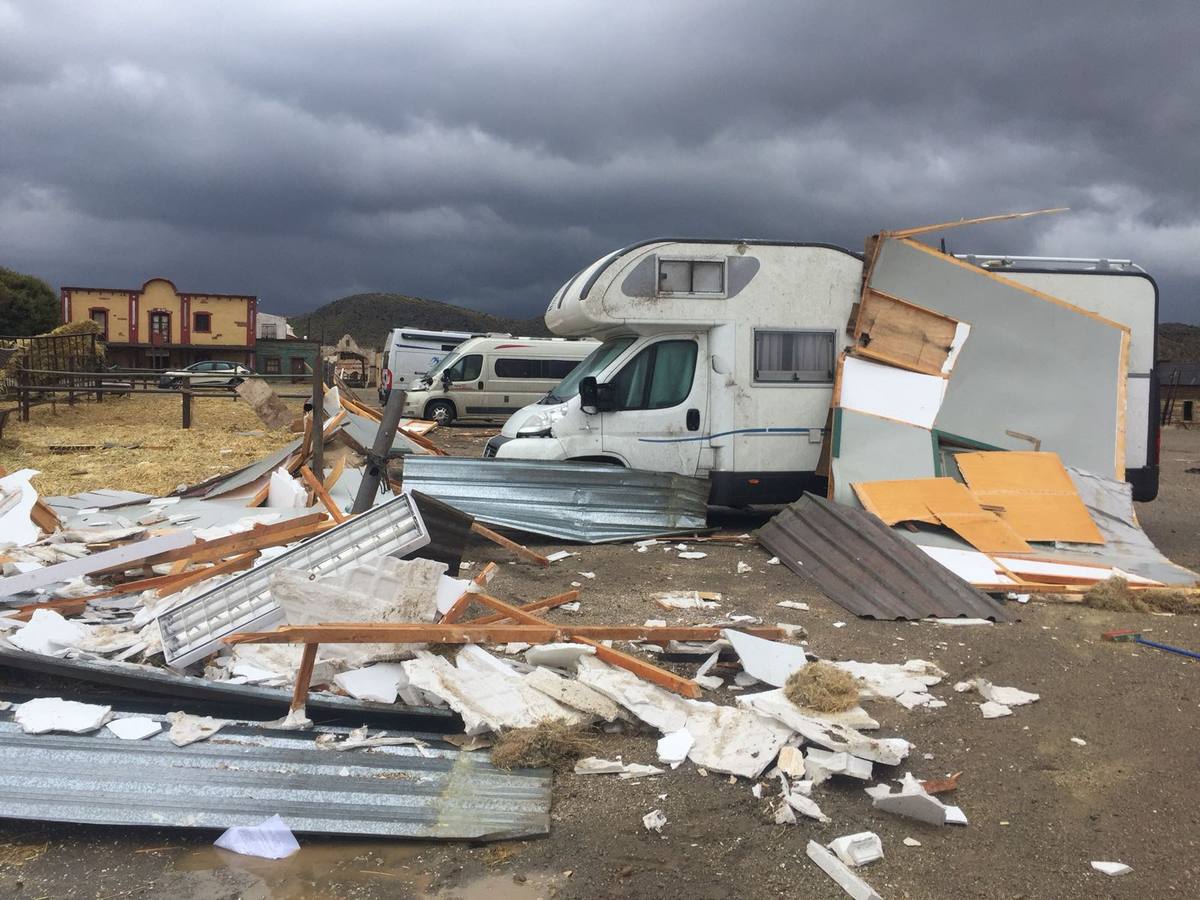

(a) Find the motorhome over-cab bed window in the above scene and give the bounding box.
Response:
[657,258,725,296]
[611,340,698,410]
[754,330,835,383]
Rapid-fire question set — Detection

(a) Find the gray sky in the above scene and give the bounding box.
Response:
[2,0,1197,322]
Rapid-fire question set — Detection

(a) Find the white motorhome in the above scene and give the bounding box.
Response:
[487,239,1160,505]
[379,327,483,403]
[402,335,597,425]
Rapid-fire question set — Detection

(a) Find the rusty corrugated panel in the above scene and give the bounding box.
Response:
[756,493,1011,621]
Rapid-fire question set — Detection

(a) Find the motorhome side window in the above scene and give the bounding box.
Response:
[657,258,725,295]
[611,340,698,410]
[495,358,582,379]
[753,330,836,383]
[445,354,483,381]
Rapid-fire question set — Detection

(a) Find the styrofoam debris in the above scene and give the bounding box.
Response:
[1091,861,1131,876]
[785,790,829,823]
[266,467,307,508]
[865,773,952,825]
[980,700,1012,718]
[776,601,809,611]
[545,550,576,562]
[677,551,707,560]
[828,832,884,867]
[215,814,301,859]
[736,561,752,574]
[931,618,994,626]
[9,609,90,657]
[975,678,1040,707]
[105,717,162,740]
[723,629,807,687]
[577,571,596,579]
[525,666,621,721]
[333,663,409,704]
[524,642,596,668]
[643,809,667,832]
[831,659,944,707]
[1071,737,1088,746]
[168,712,225,746]
[777,745,806,779]
[654,591,721,610]
[903,837,922,847]
[737,690,909,764]
[806,747,873,783]
[15,697,111,734]
[0,469,40,546]
[806,839,882,900]
[833,621,846,628]
[657,729,694,768]
[559,601,581,612]
[766,557,780,565]
[684,701,791,779]
[954,681,974,692]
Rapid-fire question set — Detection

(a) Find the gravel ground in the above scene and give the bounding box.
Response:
[1,425,1198,899]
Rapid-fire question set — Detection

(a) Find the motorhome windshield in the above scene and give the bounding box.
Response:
[423,351,459,382]
[544,336,635,403]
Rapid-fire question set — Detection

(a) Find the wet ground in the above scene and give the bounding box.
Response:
[1,427,1198,899]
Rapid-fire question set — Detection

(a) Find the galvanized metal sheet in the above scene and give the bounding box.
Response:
[45,489,155,513]
[401,457,710,543]
[159,491,431,668]
[0,720,550,840]
[756,492,1011,621]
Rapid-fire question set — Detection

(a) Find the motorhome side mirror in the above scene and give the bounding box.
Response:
[579,376,600,414]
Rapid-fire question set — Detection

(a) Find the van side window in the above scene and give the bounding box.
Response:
[754,330,835,383]
[445,354,483,382]
[611,340,698,410]
[495,358,584,379]
[657,259,725,295]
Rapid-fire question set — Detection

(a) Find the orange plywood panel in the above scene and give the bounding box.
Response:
[925,503,1031,554]
[852,477,970,526]
[956,451,1104,544]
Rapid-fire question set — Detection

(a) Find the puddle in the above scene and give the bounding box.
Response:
[171,839,559,899]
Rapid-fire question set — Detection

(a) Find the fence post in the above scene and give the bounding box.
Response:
[18,368,30,422]
[310,360,325,476]
[181,376,192,429]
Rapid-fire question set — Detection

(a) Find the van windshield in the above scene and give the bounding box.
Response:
[423,351,460,382]
[543,336,635,403]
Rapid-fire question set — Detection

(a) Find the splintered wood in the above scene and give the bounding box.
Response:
[853,289,964,377]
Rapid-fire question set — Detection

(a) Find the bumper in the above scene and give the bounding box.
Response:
[483,435,509,458]
[493,436,570,461]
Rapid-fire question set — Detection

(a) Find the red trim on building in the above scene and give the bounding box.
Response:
[247,297,257,346]
[180,295,190,343]
[61,290,72,322]
[128,293,138,343]
[148,308,171,346]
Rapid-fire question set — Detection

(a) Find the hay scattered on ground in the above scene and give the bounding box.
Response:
[0,394,297,496]
[783,661,860,712]
[490,720,598,770]
[1082,576,1200,614]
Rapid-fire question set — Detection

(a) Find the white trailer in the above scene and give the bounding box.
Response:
[379,326,483,403]
[487,239,1160,505]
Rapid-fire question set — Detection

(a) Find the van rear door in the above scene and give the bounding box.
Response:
[598,335,708,475]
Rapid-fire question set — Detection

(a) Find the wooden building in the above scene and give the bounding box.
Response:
[60,277,256,370]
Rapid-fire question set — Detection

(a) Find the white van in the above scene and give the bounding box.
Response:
[402,335,597,425]
[379,327,484,403]
[487,239,1160,505]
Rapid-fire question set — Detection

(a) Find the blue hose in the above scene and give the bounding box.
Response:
[1136,636,1200,662]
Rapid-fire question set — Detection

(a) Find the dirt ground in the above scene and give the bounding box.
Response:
[2,424,1199,899]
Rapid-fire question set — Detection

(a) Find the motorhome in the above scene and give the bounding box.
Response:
[379,327,483,403]
[401,335,597,425]
[486,239,1159,505]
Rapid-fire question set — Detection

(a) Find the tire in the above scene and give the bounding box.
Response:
[425,399,456,426]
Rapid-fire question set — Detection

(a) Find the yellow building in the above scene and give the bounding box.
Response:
[60,277,257,370]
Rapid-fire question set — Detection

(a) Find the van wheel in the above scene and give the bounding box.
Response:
[426,400,456,426]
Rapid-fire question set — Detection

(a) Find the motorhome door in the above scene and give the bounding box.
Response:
[599,335,708,475]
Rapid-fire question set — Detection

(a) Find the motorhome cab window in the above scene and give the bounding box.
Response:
[657,258,725,295]
[611,340,698,409]
[495,358,581,379]
[443,354,483,382]
[753,330,836,383]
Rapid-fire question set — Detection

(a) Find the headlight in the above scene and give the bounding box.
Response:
[517,407,565,438]
[517,426,553,438]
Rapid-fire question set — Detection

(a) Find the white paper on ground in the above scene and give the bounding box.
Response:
[105,717,162,740]
[15,697,112,734]
[806,839,883,900]
[839,355,948,430]
[214,814,301,859]
[722,629,808,687]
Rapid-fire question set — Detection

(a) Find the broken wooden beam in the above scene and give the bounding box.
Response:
[440,561,499,624]
[300,466,348,524]
[469,521,549,567]
[464,590,579,625]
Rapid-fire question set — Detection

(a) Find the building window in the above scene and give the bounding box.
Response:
[290,357,308,382]
[193,312,212,333]
[149,310,171,345]
[88,308,109,340]
[263,357,281,375]
[260,323,278,339]
[610,340,698,410]
[657,258,725,296]
[753,330,836,383]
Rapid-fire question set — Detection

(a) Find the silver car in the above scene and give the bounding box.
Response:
[158,360,251,389]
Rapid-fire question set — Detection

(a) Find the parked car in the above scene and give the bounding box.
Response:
[157,361,251,389]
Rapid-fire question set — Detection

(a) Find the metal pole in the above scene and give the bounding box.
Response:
[310,358,325,477]
[181,375,192,429]
[351,384,407,514]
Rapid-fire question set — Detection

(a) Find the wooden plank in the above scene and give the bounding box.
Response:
[464,590,580,625]
[290,643,318,713]
[884,207,1068,239]
[167,557,193,576]
[152,551,260,598]
[440,561,499,623]
[853,288,961,376]
[12,597,88,622]
[300,465,347,524]
[469,521,549,567]
[30,498,60,535]
[295,413,313,472]
[323,455,347,492]
[226,623,785,645]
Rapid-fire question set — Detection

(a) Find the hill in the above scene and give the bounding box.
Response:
[292,293,551,348]
[1157,323,1200,363]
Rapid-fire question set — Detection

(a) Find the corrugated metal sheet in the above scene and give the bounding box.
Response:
[401,457,710,543]
[0,720,549,840]
[159,492,430,668]
[45,489,155,513]
[178,437,302,499]
[0,648,459,731]
[756,492,1011,621]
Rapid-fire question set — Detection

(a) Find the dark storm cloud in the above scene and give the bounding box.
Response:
[1,0,1197,321]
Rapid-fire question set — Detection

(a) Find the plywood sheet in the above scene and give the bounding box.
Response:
[830,411,936,507]
[956,451,1104,544]
[852,476,1030,553]
[838,356,947,429]
[854,289,968,376]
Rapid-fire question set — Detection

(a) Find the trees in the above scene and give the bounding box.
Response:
[0,267,59,335]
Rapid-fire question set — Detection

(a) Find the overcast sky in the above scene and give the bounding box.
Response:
[2,0,1197,323]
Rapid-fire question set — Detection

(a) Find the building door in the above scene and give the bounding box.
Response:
[149,311,171,345]
[291,356,307,383]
